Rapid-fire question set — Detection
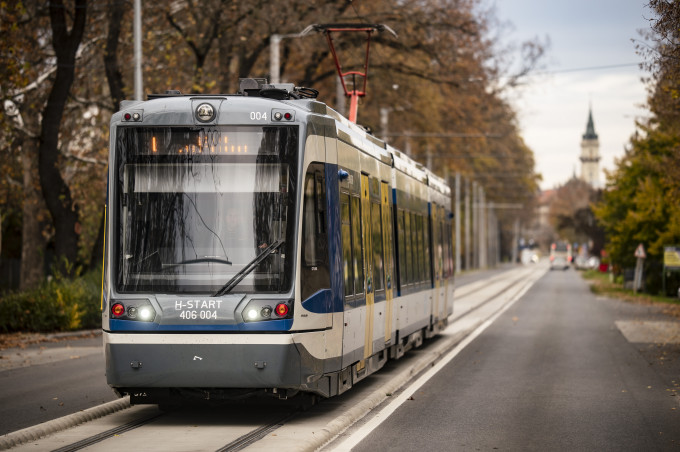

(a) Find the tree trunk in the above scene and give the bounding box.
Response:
[104,0,126,109]
[38,0,87,275]
[89,207,106,271]
[89,0,127,272]
[20,124,46,290]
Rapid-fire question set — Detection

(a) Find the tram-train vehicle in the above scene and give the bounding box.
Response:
[102,79,455,404]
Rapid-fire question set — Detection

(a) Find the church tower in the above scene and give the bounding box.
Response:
[580,107,600,188]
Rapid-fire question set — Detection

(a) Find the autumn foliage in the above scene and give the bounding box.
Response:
[593,1,680,294]
[0,0,544,291]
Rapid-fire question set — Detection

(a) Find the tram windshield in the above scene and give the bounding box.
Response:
[115,125,299,294]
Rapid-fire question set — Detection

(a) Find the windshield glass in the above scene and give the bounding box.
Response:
[115,125,298,294]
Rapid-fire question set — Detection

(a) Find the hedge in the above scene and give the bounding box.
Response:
[0,270,102,333]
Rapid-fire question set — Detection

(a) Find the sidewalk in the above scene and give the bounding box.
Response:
[0,329,100,350]
[0,330,102,371]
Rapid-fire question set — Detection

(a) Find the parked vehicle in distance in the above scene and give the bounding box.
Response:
[550,242,572,270]
[520,248,539,264]
[586,256,600,269]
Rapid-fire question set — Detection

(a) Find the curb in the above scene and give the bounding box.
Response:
[0,397,131,450]
[43,329,102,340]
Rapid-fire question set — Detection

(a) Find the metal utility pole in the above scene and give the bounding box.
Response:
[464,179,470,270]
[270,26,317,85]
[380,107,390,142]
[472,181,478,269]
[512,218,520,264]
[479,186,487,268]
[134,0,143,101]
[487,203,499,267]
[336,76,346,116]
[455,173,461,274]
[270,34,282,84]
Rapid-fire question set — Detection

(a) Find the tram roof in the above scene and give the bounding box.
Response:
[117,91,449,197]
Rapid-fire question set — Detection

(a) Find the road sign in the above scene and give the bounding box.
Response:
[664,246,680,269]
[634,243,646,259]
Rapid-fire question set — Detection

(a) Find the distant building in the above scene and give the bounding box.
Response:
[580,107,600,188]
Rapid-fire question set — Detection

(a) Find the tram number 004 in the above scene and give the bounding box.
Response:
[250,111,267,121]
[179,310,217,320]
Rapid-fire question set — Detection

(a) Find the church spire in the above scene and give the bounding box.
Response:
[580,105,600,188]
[583,107,598,140]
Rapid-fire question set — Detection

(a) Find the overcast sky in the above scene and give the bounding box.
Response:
[493,0,652,190]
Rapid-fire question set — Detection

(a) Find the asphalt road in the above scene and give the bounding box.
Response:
[3,265,679,451]
[349,267,680,451]
[0,267,510,438]
[0,333,115,436]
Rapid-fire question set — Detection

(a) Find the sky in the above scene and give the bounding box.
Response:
[492,0,652,190]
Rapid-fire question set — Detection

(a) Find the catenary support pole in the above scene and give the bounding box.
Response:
[465,179,470,270]
[455,173,461,274]
[134,0,143,101]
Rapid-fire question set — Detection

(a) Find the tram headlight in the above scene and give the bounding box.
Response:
[110,299,156,322]
[139,307,154,321]
[242,299,292,322]
[247,308,259,320]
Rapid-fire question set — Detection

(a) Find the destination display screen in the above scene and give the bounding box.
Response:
[118,126,286,157]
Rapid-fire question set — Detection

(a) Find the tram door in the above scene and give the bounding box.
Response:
[380,182,394,344]
[360,174,374,360]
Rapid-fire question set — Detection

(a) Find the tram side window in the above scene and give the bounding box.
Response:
[397,209,407,289]
[438,219,445,279]
[410,212,419,284]
[415,214,424,283]
[448,222,454,277]
[340,194,353,298]
[384,201,394,290]
[405,212,413,285]
[371,202,384,292]
[351,196,364,297]
[444,222,453,278]
[301,163,330,301]
[423,214,431,283]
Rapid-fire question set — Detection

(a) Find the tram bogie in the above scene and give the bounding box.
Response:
[102,79,454,404]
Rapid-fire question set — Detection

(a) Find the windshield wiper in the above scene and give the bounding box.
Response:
[161,257,232,272]
[213,240,283,297]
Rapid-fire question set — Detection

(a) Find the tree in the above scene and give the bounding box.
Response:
[1,0,544,290]
[37,0,87,275]
[86,0,130,271]
[0,2,52,289]
[549,178,604,255]
[594,1,680,292]
[594,127,679,276]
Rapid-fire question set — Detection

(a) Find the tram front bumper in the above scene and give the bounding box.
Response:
[104,332,302,389]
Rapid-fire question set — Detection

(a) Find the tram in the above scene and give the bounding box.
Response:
[102,79,454,404]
